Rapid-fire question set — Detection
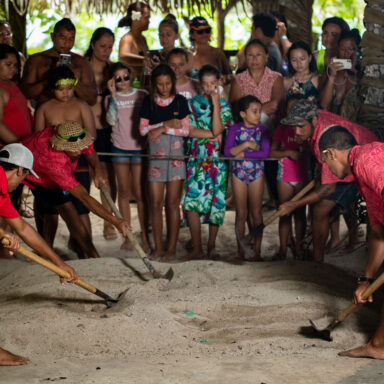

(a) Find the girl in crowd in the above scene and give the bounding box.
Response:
[224,95,270,261]
[269,96,310,260]
[320,29,361,121]
[118,1,151,87]
[139,64,190,261]
[314,17,349,75]
[183,64,233,260]
[188,17,231,83]
[106,62,149,251]
[167,48,199,100]
[85,27,118,240]
[284,41,320,103]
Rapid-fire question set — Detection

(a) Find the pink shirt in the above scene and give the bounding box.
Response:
[235,67,281,104]
[22,127,93,191]
[308,110,377,184]
[176,79,199,100]
[349,143,384,226]
[273,124,308,182]
[107,89,147,151]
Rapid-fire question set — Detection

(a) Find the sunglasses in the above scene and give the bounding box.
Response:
[196,28,211,35]
[115,74,130,83]
[59,131,86,142]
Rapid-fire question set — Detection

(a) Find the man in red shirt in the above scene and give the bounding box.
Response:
[318,125,384,359]
[22,121,130,259]
[0,143,78,366]
[279,99,377,262]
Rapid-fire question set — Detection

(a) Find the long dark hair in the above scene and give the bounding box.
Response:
[287,41,317,75]
[118,2,149,28]
[149,64,176,112]
[85,27,115,58]
[0,44,20,82]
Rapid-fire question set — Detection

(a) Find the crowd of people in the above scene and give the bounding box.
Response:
[2,3,384,364]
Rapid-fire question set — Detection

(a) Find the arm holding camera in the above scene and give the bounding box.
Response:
[319,58,344,110]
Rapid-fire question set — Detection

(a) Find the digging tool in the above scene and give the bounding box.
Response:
[236,179,316,257]
[100,184,174,281]
[302,271,384,341]
[2,238,124,308]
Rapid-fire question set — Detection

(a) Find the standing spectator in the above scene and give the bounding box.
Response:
[85,27,118,240]
[20,18,97,107]
[0,21,26,71]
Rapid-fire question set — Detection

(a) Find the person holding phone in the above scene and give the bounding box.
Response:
[20,18,97,107]
[320,29,361,121]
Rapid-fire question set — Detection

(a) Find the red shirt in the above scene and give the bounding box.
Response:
[0,167,19,219]
[0,81,33,147]
[21,126,93,191]
[308,110,377,184]
[349,143,384,226]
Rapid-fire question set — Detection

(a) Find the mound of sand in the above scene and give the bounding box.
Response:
[0,189,381,384]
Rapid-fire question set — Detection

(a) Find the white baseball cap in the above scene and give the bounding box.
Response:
[0,143,39,178]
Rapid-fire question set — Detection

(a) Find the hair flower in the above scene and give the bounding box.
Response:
[131,10,141,21]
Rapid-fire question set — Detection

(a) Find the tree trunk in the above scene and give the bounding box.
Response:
[216,2,226,50]
[8,3,27,56]
[357,0,384,140]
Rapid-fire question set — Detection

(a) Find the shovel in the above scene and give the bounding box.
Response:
[302,271,384,341]
[2,238,124,308]
[100,184,174,281]
[236,179,316,257]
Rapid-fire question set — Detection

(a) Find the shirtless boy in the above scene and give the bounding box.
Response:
[20,18,97,106]
[0,143,78,366]
[319,125,384,359]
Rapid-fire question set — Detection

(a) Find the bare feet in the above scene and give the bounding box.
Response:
[338,342,384,359]
[182,249,204,261]
[148,250,164,261]
[207,248,220,260]
[68,238,86,259]
[161,251,177,262]
[103,224,118,240]
[140,232,151,254]
[120,238,133,251]
[325,238,341,254]
[233,253,245,261]
[0,347,30,366]
[246,254,264,262]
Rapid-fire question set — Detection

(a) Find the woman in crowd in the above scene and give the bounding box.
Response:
[314,17,350,75]
[188,17,231,83]
[0,21,26,71]
[118,1,151,87]
[106,62,149,251]
[320,29,361,121]
[85,27,118,240]
[284,41,320,103]
[183,64,233,260]
[139,64,190,261]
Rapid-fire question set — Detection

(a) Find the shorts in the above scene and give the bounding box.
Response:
[32,172,90,216]
[325,182,358,209]
[94,127,113,163]
[111,145,145,163]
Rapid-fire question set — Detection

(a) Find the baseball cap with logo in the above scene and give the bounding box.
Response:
[280,99,318,126]
[0,143,39,178]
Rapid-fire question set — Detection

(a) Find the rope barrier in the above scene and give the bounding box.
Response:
[97,152,282,162]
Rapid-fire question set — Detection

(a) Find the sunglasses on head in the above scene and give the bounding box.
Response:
[196,28,211,35]
[115,74,130,83]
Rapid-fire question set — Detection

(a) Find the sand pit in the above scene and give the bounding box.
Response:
[0,188,382,383]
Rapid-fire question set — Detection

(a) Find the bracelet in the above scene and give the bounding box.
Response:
[280,36,288,41]
[357,276,374,284]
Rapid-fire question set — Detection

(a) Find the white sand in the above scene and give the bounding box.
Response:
[0,188,380,383]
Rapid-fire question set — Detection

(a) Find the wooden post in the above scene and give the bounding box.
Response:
[7,3,27,56]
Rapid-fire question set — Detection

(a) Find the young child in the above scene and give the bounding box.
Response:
[167,48,199,100]
[284,41,320,103]
[33,65,98,257]
[224,95,270,261]
[139,63,190,261]
[105,62,149,251]
[269,96,310,259]
[183,64,233,260]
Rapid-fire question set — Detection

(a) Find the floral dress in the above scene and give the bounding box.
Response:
[182,95,233,225]
[286,77,319,104]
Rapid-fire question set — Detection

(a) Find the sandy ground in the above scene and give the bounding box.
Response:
[0,186,382,384]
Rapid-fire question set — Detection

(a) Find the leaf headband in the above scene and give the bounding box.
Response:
[55,78,78,87]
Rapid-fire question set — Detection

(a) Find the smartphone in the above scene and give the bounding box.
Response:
[59,53,71,66]
[149,50,160,63]
[332,58,352,70]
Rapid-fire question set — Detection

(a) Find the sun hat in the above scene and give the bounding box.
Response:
[0,143,39,178]
[189,16,211,31]
[280,99,318,126]
[50,120,94,152]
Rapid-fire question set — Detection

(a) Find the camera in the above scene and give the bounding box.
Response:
[332,58,352,70]
[59,54,71,66]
